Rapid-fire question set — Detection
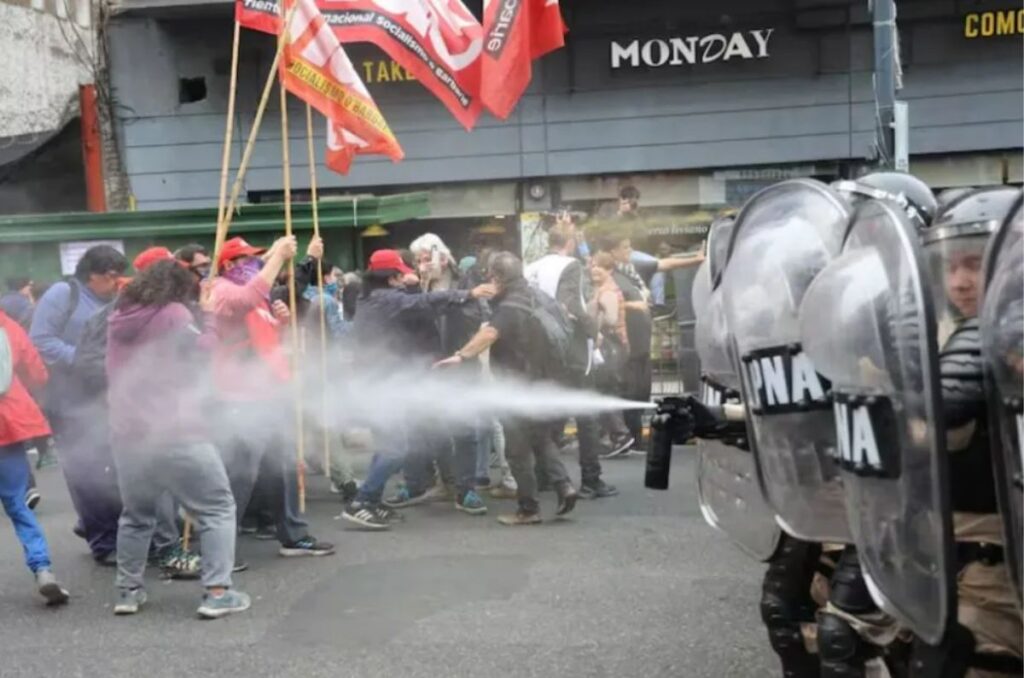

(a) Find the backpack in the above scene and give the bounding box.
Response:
[501,288,574,384]
[0,327,12,396]
[70,302,114,393]
[58,278,81,336]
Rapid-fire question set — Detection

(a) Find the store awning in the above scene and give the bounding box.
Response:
[0,192,430,244]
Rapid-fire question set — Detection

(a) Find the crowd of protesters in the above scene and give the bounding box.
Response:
[0,185,702,619]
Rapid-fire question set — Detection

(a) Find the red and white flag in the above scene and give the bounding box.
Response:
[479,0,565,119]
[236,0,404,173]
[318,0,484,130]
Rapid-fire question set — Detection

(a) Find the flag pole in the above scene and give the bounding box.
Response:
[305,104,331,481]
[280,76,307,514]
[210,5,297,277]
[216,21,242,228]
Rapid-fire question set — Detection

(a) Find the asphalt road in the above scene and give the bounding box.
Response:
[0,447,777,678]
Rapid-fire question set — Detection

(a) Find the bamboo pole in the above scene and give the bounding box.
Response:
[210,5,297,278]
[305,103,331,481]
[280,79,306,514]
[216,21,242,228]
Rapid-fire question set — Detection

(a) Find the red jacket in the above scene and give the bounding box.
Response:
[0,310,50,446]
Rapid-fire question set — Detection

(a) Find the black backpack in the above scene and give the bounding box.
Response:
[501,288,574,384]
[70,302,114,394]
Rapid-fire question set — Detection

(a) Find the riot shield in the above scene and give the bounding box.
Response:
[800,199,954,644]
[693,261,781,561]
[980,193,1024,607]
[722,179,852,543]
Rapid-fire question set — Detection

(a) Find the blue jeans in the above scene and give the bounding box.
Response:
[0,443,52,572]
[355,425,408,504]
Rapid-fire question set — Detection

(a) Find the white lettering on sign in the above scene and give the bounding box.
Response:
[744,349,830,413]
[611,28,774,69]
[833,401,883,472]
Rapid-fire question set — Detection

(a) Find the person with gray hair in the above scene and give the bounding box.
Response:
[436,252,579,525]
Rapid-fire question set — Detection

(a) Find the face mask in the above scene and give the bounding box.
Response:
[223,257,264,289]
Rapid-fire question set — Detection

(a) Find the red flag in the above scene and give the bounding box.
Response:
[317,0,484,131]
[480,0,565,120]
[235,0,282,34]
[279,0,404,170]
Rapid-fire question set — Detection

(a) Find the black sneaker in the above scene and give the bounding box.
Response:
[555,483,579,516]
[253,525,277,541]
[94,551,118,567]
[579,481,619,500]
[25,488,41,510]
[600,435,635,459]
[340,503,390,531]
[373,504,404,523]
[232,559,249,573]
[279,536,335,557]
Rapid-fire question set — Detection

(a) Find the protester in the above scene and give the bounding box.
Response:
[30,244,128,565]
[589,252,635,458]
[1,277,35,329]
[210,235,334,557]
[525,224,617,499]
[106,256,248,618]
[0,307,70,606]
[387,233,489,514]
[340,248,494,529]
[437,252,579,526]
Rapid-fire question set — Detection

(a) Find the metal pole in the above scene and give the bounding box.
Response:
[79,84,107,212]
[872,0,898,169]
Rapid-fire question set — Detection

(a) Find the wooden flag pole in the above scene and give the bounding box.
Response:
[280,79,307,514]
[216,21,242,228]
[305,104,331,481]
[210,5,297,277]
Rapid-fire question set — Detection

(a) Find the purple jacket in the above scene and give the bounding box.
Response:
[106,302,214,448]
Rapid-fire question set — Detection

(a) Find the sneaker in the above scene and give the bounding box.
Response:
[339,480,360,504]
[232,559,249,573]
[159,545,201,580]
[373,504,404,523]
[578,481,619,500]
[497,510,542,526]
[253,525,277,541]
[238,525,258,535]
[72,522,86,540]
[197,589,251,620]
[382,485,433,509]
[25,488,41,510]
[94,551,117,567]
[113,587,147,615]
[36,569,69,606]
[455,489,487,516]
[600,435,635,459]
[556,484,579,516]
[339,502,390,530]
[489,485,518,500]
[279,536,335,557]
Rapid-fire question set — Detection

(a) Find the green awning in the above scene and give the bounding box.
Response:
[0,192,430,244]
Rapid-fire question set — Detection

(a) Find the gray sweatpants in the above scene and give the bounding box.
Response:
[114,442,236,590]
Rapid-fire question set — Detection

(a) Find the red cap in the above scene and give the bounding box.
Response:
[367,249,413,275]
[218,237,266,268]
[133,246,174,272]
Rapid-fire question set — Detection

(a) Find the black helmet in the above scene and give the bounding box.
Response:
[930,186,1021,235]
[832,171,938,228]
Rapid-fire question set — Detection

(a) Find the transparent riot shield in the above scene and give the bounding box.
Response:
[693,263,781,561]
[801,199,954,644]
[722,179,852,543]
[980,193,1024,607]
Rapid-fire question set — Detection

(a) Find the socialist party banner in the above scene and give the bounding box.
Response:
[237,0,484,130]
[279,0,404,171]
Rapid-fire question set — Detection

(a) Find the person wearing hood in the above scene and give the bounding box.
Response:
[0,307,70,607]
[105,255,249,618]
[209,236,334,558]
